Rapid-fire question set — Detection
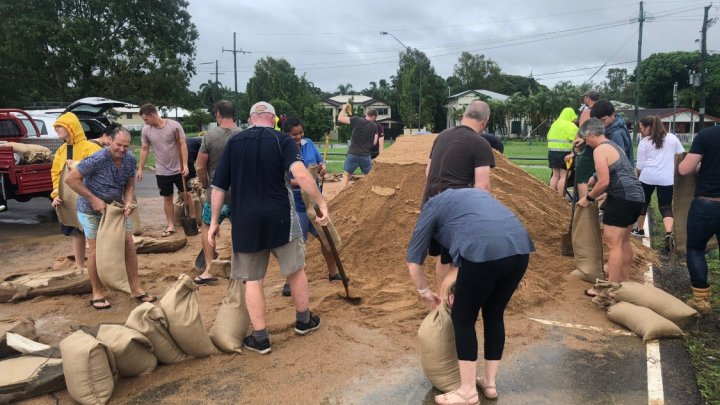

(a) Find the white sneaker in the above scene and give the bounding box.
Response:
[0,205,6,212]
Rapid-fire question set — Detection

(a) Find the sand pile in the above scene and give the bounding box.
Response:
[305,134,654,334]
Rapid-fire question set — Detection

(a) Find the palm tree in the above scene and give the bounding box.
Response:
[337,83,353,95]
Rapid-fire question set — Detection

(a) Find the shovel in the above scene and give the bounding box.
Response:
[313,205,361,304]
[175,129,199,237]
[194,249,218,271]
[561,162,577,257]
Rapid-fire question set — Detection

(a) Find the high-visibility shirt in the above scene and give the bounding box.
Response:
[547,107,578,152]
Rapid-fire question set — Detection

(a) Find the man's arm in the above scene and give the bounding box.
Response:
[290,162,328,225]
[474,166,491,191]
[123,177,136,217]
[178,136,189,177]
[337,104,351,125]
[137,143,150,181]
[679,153,702,176]
[65,167,105,212]
[196,152,210,188]
[378,136,385,154]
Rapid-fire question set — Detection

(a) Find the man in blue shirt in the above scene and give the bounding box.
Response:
[208,102,329,355]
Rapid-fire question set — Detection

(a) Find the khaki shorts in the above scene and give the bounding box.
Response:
[231,237,306,281]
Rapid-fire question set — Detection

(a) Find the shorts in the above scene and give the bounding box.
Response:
[639,183,674,217]
[548,151,570,169]
[60,225,83,236]
[77,211,131,240]
[575,152,595,184]
[602,195,644,228]
[428,237,453,265]
[343,153,372,175]
[230,237,306,281]
[297,211,319,241]
[201,200,232,226]
[156,173,188,197]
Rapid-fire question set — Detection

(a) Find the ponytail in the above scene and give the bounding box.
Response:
[639,116,667,149]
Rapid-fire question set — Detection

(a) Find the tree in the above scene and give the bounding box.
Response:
[452,52,502,91]
[336,83,354,95]
[393,48,446,130]
[0,0,198,107]
[601,68,634,104]
[183,109,213,132]
[246,57,319,120]
[302,104,334,142]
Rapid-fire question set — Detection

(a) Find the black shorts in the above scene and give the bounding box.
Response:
[548,151,569,169]
[602,195,644,228]
[156,173,187,197]
[428,238,453,265]
[575,152,595,184]
[60,225,83,236]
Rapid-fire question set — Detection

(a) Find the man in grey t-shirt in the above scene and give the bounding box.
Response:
[194,100,240,284]
[336,104,378,189]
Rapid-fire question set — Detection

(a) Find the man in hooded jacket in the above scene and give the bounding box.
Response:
[547,107,578,196]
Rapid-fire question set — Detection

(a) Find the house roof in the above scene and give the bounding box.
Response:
[617,107,720,123]
[323,95,386,107]
[448,89,509,102]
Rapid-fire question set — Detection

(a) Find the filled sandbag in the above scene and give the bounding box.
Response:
[208,260,231,279]
[125,303,192,365]
[0,318,38,358]
[56,162,80,228]
[96,203,131,294]
[0,142,52,163]
[96,324,157,377]
[173,192,202,227]
[673,154,718,255]
[614,282,698,327]
[418,302,460,392]
[607,301,684,341]
[132,235,188,254]
[0,268,91,303]
[159,275,220,357]
[59,330,117,405]
[570,202,604,283]
[0,356,65,404]
[209,279,250,353]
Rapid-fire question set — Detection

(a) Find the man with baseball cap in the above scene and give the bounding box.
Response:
[208,101,330,354]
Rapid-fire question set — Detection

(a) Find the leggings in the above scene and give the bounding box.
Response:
[639,182,673,217]
[451,254,529,361]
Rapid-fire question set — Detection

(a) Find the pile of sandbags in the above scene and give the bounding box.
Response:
[0,141,52,163]
[0,268,91,303]
[594,281,698,341]
[132,235,188,254]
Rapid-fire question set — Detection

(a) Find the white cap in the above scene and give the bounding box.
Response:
[249,101,276,115]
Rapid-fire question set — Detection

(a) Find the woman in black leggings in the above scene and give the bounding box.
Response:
[406,188,534,404]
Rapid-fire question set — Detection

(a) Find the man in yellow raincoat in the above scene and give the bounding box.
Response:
[547,107,578,197]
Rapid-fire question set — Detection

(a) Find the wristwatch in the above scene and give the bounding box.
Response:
[586,194,595,202]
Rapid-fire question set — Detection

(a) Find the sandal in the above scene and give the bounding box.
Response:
[193,276,218,285]
[160,230,176,237]
[89,298,111,310]
[476,376,498,400]
[133,293,157,303]
[584,288,598,298]
[434,389,479,405]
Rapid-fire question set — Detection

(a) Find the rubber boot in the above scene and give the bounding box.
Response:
[686,287,712,315]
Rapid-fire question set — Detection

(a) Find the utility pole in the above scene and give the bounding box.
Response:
[223,32,249,123]
[672,82,678,134]
[633,1,645,144]
[698,4,711,128]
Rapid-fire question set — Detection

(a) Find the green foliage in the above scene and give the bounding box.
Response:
[337,125,352,143]
[453,52,503,91]
[601,68,635,104]
[393,48,447,131]
[302,104,333,142]
[183,109,213,132]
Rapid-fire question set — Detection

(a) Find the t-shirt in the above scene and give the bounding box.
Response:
[212,126,304,253]
[199,126,240,189]
[423,125,496,203]
[371,123,385,158]
[481,133,504,154]
[636,133,684,186]
[140,119,185,176]
[76,149,137,215]
[186,137,202,179]
[292,138,323,213]
[347,117,377,157]
[689,125,720,198]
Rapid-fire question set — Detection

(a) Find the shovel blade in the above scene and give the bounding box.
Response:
[182,217,199,236]
[561,232,573,257]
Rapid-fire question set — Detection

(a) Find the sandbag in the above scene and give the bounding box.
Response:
[159,274,220,357]
[570,202,604,283]
[614,282,698,327]
[0,268,91,303]
[96,203,131,293]
[208,260,231,279]
[418,303,460,392]
[0,141,52,163]
[209,279,250,353]
[0,318,37,358]
[56,162,80,228]
[673,153,719,255]
[129,195,142,236]
[96,324,157,377]
[132,235,187,254]
[0,356,65,403]
[59,330,117,405]
[607,301,684,341]
[124,303,192,365]
[173,192,202,227]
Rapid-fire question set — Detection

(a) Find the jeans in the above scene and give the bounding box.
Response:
[686,198,720,288]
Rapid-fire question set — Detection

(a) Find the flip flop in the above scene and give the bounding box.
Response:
[160,230,176,237]
[584,288,598,298]
[434,389,480,405]
[476,376,498,400]
[133,293,157,303]
[193,276,218,285]
[89,298,111,310]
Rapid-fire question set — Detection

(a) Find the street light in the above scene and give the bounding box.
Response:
[380,31,422,132]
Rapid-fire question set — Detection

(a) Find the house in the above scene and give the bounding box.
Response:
[616,107,720,142]
[321,95,401,139]
[445,89,527,137]
[115,106,194,131]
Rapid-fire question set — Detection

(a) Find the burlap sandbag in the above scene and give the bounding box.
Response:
[673,154,719,255]
[418,302,460,392]
[0,142,52,163]
[129,195,142,236]
[124,303,192,365]
[614,282,698,327]
[0,356,65,404]
[159,274,220,357]
[208,260,231,279]
[607,302,683,341]
[0,268,91,303]
[173,192,202,227]
[209,279,250,353]
[56,163,80,228]
[570,202,604,283]
[96,203,131,294]
[96,324,157,377]
[0,318,37,358]
[59,330,117,405]
[132,235,188,254]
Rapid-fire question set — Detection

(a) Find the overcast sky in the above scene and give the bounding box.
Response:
[187,0,717,96]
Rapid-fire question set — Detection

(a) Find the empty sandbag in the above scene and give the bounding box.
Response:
[124,303,192,365]
[132,235,188,254]
[0,318,38,358]
[570,202,604,283]
[0,268,91,303]
[607,301,684,341]
[129,195,142,236]
[210,279,250,353]
[59,330,117,405]
[56,163,81,228]
[159,274,220,357]
[208,260,231,279]
[418,302,460,392]
[96,203,131,293]
[96,325,157,377]
[0,356,65,404]
[614,282,698,327]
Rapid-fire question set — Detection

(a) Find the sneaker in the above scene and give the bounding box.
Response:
[631,228,645,237]
[281,283,291,297]
[242,335,271,354]
[664,233,675,251]
[0,205,6,212]
[295,312,320,335]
